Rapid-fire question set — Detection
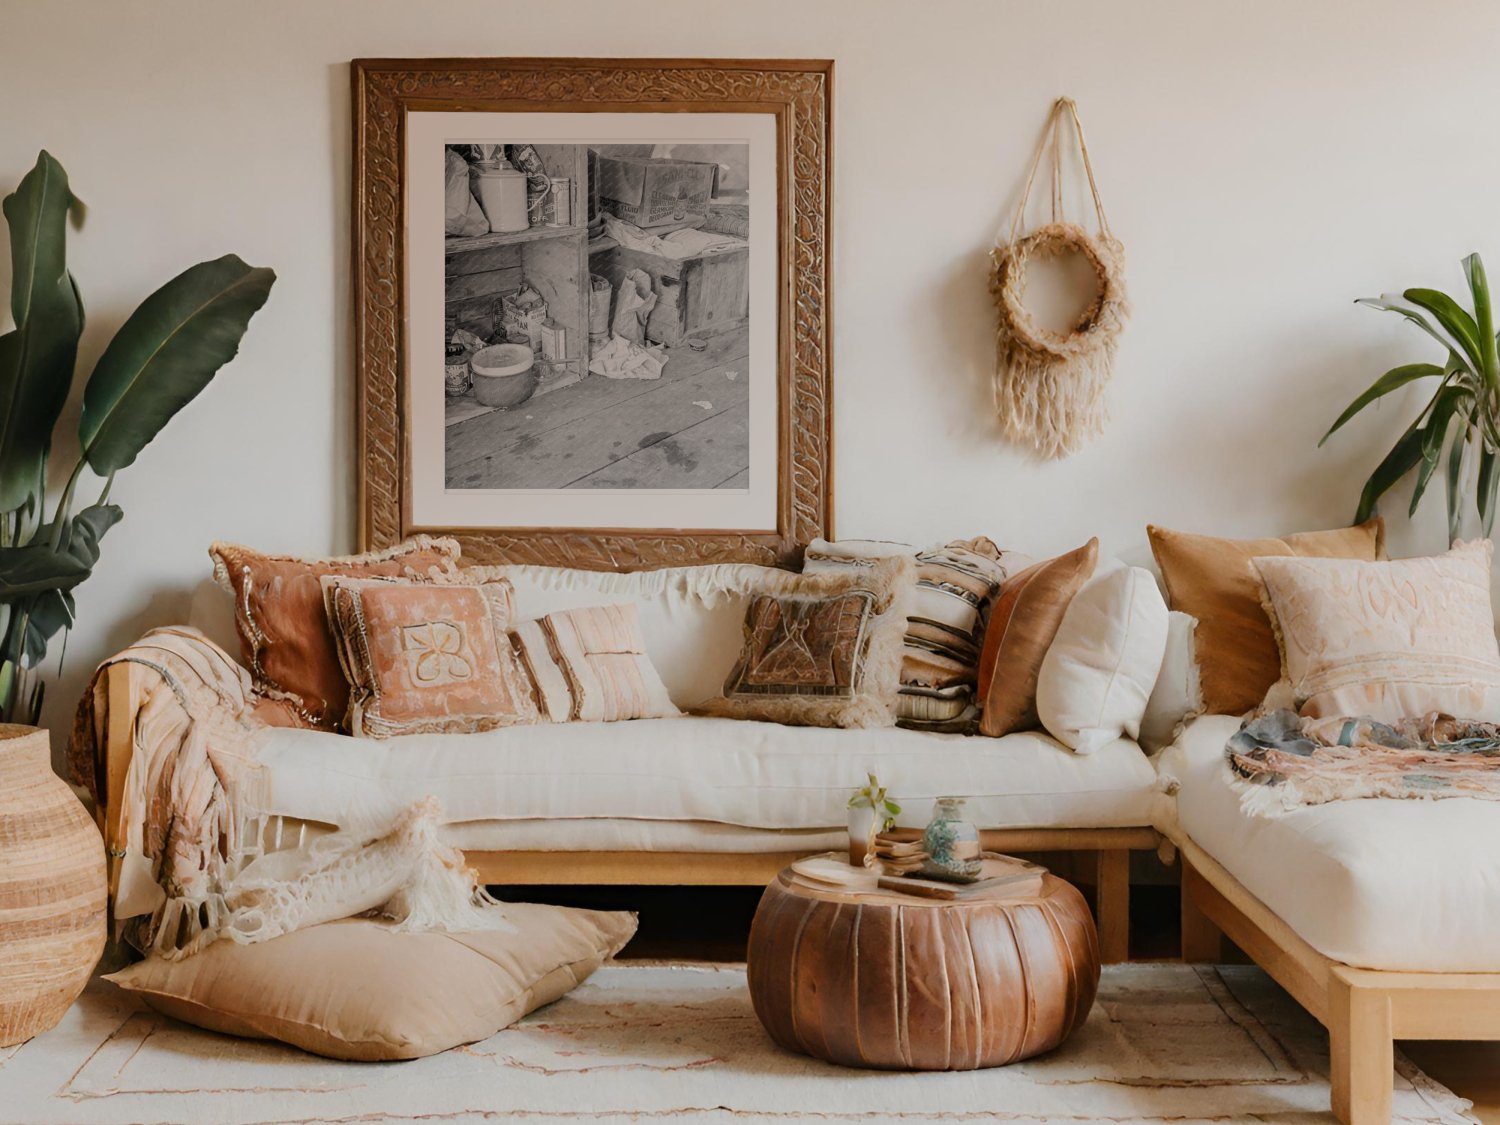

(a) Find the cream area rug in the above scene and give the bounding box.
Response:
[0,963,1474,1124]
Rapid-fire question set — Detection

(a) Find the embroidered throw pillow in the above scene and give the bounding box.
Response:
[1254,540,1500,723]
[510,603,679,723]
[977,539,1099,738]
[1147,519,1385,716]
[701,555,915,729]
[322,575,539,738]
[210,537,461,730]
[803,537,1025,731]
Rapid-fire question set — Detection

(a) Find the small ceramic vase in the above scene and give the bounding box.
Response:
[921,796,983,882]
[847,805,878,867]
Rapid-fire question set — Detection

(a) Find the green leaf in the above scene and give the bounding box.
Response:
[79,254,274,474]
[0,151,84,512]
[1481,447,1500,536]
[1357,296,1473,367]
[0,542,90,598]
[1410,387,1469,517]
[1320,363,1443,445]
[1463,253,1499,388]
[1446,415,1469,544]
[20,589,73,667]
[55,503,121,568]
[1404,287,1484,372]
[1355,422,1426,523]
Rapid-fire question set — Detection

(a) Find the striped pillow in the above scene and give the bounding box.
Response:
[511,603,679,723]
[803,538,1025,732]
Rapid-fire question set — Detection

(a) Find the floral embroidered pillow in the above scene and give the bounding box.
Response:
[322,575,539,738]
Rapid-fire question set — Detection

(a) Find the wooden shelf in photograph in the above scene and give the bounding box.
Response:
[445,225,585,257]
[587,235,618,255]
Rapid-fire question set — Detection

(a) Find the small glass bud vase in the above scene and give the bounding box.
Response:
[921,797,983,882]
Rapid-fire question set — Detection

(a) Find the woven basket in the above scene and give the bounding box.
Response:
[0,724,106,1046]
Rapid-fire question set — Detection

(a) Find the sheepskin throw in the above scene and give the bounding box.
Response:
[991,98,1129,460]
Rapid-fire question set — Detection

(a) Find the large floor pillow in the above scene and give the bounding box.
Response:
[105,903,636,1060]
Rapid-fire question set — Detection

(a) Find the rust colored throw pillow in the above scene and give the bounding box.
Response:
[210,537,461,730]
[977,539,1099,738]
[510,603,679,723]
[1147,518,1385,716]
[701,555,916,729]
[323,575,539,738]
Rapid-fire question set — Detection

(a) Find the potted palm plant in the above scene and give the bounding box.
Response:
[0,151,272,1045]
[0,151,274,724]
[1323,253,1500,544]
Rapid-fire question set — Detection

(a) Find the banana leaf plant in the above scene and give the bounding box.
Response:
[1323,253,1500,545]
[0,151,274,725]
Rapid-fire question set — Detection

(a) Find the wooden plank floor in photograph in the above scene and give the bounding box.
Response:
[446,326,749,490]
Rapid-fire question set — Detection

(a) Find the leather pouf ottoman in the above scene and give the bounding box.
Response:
[747,865,1099,1070]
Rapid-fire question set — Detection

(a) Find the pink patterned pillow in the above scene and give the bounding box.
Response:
[322,576,539,738]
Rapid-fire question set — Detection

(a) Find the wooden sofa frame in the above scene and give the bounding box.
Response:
[99,661,1156,963]
[1179,835,1500,1125]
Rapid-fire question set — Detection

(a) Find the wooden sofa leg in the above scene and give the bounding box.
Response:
[1328,968,1393,1125]
[1179,858,1224,963]
[1094,848,1129,964]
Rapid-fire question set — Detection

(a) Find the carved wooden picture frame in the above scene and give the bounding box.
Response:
[352,58,832,569]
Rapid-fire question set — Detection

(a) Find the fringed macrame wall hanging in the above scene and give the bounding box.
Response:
[991,97,1129,460]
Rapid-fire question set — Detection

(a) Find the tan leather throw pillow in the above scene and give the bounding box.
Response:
[976,538,1099,738]
[105,904,637,1061]
[323,575,540,738]
[210,537,461,730]
[1147,518,1385,716]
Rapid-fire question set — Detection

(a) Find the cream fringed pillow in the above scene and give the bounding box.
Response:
[1254,540,1500,722]
[106,905,637,1061]
[510,603,679,723]
[699,555,916,729]
[322,575,539,738]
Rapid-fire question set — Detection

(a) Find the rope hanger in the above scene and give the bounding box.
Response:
[990,97,1129,461]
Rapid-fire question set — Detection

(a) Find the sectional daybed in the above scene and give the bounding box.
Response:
[88,556,1162,966]
[83,529,1500,1125]
[1163,716,1500,1125]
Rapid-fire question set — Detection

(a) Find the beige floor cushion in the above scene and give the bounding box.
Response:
[105,903,637,1060]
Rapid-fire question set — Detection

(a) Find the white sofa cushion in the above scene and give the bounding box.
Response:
[1035,564,1168,754]
[1158,714,1500,972]
[249,717,1158,834]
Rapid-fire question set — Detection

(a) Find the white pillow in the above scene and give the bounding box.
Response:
[1036,564,1169,754]
[1138,611,1202,752]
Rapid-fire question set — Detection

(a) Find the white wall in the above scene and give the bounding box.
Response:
[2,0,1496,743]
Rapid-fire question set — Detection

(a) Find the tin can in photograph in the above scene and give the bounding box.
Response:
[548,177,571,226]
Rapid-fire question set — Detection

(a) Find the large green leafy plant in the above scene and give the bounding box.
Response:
[1323,253,1500,543]
[0,151,274,724]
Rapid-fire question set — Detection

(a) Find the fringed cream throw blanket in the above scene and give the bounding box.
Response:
[1226,708,1500,816]
[70,627,509,960]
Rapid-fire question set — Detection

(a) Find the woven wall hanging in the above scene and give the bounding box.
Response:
[991,97,1129,460]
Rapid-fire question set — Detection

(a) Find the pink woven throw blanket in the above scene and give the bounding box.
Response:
[1226,708,1500,816]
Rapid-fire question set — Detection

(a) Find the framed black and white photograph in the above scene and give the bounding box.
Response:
[353,58,834,569]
